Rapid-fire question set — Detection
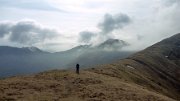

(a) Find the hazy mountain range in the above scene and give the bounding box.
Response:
[0,38,134,77]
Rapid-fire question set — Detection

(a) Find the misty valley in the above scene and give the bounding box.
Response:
[0,39,135,77]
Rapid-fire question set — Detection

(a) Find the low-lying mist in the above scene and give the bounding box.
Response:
[0,44,136,77]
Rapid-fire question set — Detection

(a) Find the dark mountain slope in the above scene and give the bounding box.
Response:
[107,33,180,99]
[130,33,180,91]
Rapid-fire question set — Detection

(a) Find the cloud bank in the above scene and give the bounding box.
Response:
[78,31,96,43]
[78,13,132,45]
[0,20,59,45]
[98,13,131,34]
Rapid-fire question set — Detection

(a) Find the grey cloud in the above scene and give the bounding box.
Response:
[0,22,12,37]
[0,20,59,44]
[78,13,131,45]
[98,13,131,34]
[79,31,96,43]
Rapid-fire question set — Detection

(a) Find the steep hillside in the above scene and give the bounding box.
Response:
[0,33,179,101]
[112,33,180,99]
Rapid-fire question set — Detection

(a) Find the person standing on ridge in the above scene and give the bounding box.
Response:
[76,64,80,74]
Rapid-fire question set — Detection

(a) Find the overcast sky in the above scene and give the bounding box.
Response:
[0,0,180,52]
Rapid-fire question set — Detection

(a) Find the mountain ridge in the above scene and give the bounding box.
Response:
[0,46,47,55]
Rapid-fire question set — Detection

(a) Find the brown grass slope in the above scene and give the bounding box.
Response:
[0,70,176,101]
[0,33,180,101]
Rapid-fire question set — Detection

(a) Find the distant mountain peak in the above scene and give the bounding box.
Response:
[23,46,42,52]
[74,45,91,49]
[100,38,128,45]
[70,45,91,51]
[98,38,129,50]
